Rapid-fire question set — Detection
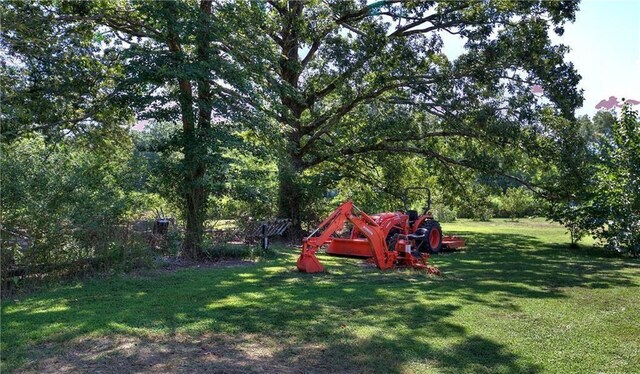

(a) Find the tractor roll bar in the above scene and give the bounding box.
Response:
[403,187,432,214]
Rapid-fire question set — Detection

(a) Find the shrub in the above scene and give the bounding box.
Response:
[0,135,154,292]
[500,187,536,220]
[551,104,640,255]
[433,205,457,222]
[588,105,640,255]
[201,242,258,261]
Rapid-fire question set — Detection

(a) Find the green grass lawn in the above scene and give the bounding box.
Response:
[2,219,639,373]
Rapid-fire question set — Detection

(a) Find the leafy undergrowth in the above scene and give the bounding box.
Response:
[2,219,639,373]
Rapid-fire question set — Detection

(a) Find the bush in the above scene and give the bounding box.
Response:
[457,197,495,221]
[0,135,155,292]
[587,105,640,255]
[201,242,258,261]
[551,105,640,255]
[500,187,536,220]
[547,201,588,247]
[433,205,457,222]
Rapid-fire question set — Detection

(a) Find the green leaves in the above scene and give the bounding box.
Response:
[1,1,132,140]
[0,134,144,270]
[3,1,589,239]
[550,105,640,254]
[590,105,640,253]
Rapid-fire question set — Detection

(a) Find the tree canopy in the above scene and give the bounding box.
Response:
[246,0,582,234]
[2,0,587,253]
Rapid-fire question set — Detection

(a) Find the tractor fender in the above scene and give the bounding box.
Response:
[411,215,431,233]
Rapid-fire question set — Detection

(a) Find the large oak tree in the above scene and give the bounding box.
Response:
[252,0,582,235]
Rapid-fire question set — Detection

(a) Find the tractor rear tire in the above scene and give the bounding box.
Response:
[419,220,442,254]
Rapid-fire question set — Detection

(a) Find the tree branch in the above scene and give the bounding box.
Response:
[300,38,321,68]
[209,80,285,123]
[266,0,286,15]
[333,1,404,24]
[388,3,471,37]
[268,32,284,46]
[165,3,195,131]
[338,145,545,195]
[12,91,119,135]
[300,82,406,154]
[58,12,163,39]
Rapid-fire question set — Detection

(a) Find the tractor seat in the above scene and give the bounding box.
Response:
[407,228,427,241]
[407,210,418,223]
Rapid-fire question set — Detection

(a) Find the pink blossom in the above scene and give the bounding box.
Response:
[531,85,544,94]
[595,96,620,110]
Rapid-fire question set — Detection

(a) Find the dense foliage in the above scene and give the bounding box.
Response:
[589,105,640,253]
[0,134,154,288]
[2,0,585,240]
[568,106,639,254]
[2,0,272,257]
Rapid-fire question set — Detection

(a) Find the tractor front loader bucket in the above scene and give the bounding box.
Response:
[297,241,324,273]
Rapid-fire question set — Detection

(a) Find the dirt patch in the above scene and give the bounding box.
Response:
[21,333,358,374]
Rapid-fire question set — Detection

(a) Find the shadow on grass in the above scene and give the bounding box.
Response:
[7,298,539,374]
[432,231,637,300]
[3,231,637,373]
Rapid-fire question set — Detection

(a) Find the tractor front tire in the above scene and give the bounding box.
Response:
[420,220,442,254]
[386,229,401,251]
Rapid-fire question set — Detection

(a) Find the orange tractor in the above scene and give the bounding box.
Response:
[297,187,465,273]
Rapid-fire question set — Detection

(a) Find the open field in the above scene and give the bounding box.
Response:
[2,219,639,373]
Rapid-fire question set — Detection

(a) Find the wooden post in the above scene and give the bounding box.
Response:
[261,223,269,250]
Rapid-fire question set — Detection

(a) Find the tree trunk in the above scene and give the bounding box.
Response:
[276,0,306,239]
[165,1,209,259]
[181,129,208,258]
[180,0,214,259]
[278,151,304,239]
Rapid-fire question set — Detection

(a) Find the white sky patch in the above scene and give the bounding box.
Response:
[439,31,465,60]
[550,0,640,115]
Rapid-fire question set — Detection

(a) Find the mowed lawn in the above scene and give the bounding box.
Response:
[2,219,639,373]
